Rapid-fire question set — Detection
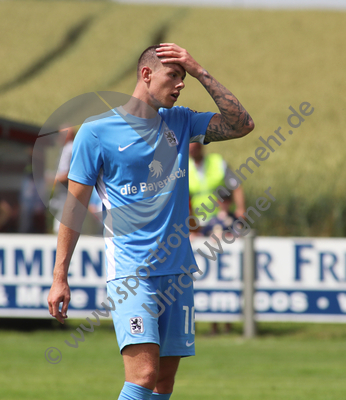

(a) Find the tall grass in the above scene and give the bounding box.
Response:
[0,2,345,235]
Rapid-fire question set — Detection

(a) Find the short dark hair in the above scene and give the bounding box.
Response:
[137,45,161,80]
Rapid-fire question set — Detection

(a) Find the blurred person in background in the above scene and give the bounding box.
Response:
[18,146,46,233]
[49,126,75,234]
[0,199,18,232]
[189,142,245,230]
[188,143,246,334]
[201,192,240,236]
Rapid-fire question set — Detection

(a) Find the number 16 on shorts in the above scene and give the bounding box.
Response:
[183,306,195,334]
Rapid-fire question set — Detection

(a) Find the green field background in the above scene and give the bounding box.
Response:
[1,3,346,399]
[0,0,345,236]
[1,321,346,400]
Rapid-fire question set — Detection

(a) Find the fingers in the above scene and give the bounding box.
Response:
[156,44,202,78]
[156,43,192,65]
[50,297,65,324]
[48,294,53,316]
[48,297,62,324]
[47,286,70,324]
[61,297,69,320]
[158,43,181,49]
[156,43,185,63]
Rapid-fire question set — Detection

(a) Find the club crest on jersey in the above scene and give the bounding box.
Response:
[148,160,163,177]
[130,317,144,334]
[164,130,179,147]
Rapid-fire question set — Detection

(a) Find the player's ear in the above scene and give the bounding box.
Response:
[142,66,152,83]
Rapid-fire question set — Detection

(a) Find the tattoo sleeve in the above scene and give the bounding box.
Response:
[198,70,254,142]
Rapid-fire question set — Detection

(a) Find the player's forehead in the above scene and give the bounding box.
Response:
[162,63,186,79]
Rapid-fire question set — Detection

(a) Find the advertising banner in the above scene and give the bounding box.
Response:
[0,234,345,322]
[192,237,346,322]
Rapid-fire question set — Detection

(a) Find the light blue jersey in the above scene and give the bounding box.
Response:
[68,105,214,281]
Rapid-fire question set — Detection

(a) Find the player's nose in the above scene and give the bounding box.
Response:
[176,79,185,90]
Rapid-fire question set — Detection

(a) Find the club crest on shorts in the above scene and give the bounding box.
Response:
[130,317,144,334]
[164,130,179,147]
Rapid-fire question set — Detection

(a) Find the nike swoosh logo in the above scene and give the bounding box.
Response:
[186,340,194,347]
[118,142,135,152]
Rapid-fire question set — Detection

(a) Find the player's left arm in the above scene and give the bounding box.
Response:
[202,74,254,142]
[157,43,254,142]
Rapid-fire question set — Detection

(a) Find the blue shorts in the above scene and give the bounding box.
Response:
[107,274,195,357]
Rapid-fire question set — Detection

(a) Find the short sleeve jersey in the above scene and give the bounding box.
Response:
[68,106,214,281]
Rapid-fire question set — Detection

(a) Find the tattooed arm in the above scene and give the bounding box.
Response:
[157,43,254,142]
[198,70,254,142]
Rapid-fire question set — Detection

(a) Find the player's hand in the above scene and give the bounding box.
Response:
[156,43,204,78]
[47,280,70,324]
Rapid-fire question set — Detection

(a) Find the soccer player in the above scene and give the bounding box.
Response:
[47,43,254,400]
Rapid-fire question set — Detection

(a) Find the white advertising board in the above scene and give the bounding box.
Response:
[0,234,345,322]
[192,237,346,322]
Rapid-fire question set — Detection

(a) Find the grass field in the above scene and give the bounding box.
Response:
[0,1,346,236]
[1,321,346,400]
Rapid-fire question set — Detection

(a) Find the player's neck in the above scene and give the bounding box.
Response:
[128,87,159,118]
[121,96,157,119]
